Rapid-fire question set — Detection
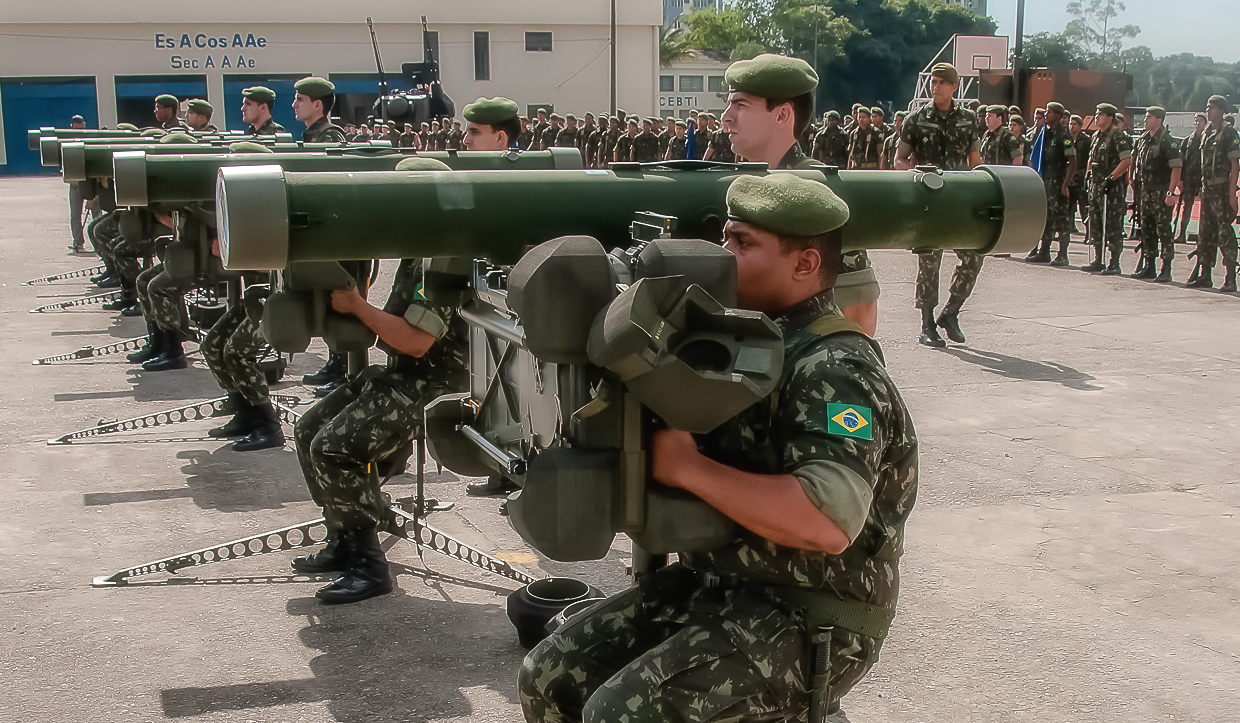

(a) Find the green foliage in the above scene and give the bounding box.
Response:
[660,26,695,69]
[1021,31,1088,70]
[1064,0,1140,63]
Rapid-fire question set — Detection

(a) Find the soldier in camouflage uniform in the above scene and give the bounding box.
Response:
[614,118,638,162]
[184,99,217,133]
[578,113,597,166]
[812,110,849,167]
[979,105,1022,166]
[418,122,432,150]
[1025,102,1077,265]
[895,63,983,347]
[153,94,187,130]
[447,120,464,150]
[846,108,883,169]
[241,86,284,136]
[694,113,714,160]
[1189,95,1240,291]
[881,111,906,169]
[632,118,661,162]
[541,114,564,151]
[290,160,469,606]
[554,114,580,151]
[599,116,622,167]
[1177,113,1206,244]
[1067,115,1091,238]
[517,116,533,153]
[665,118,689,160]
[527,108,548,151]
[1084,103,1134,274]
[1131,106,1182,281]
[707,123,736,163]
[519,171,918,723]
[1008,115,1028,166]
[293,77,347,143]
[655,117,672,159]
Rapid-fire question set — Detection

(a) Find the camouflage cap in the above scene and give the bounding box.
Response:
[155,94,179,108]
[725,53,818,99]
[870,107,884,117]
[727,173,849,237]
[159,132,196,144]
[186,99,213,116]
[1146,106,1166,120]
[825,110,840,119]
[1095,102,1118,116]
[1207,94,1231,110]
[293,77,335,99]
[463,96,519,126]
[930,62,959,85]
[229,141,272,153]
[116,123,140,132]
[395,157,451,172]
[1045,101,1065,114]
[242,86,276,105]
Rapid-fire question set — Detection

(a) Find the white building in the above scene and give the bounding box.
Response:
[0,0,662,174]
[658,49,731,119]
[663,0,724,27]
[945,0,988,16]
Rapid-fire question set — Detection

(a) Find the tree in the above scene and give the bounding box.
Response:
[1021,32,1088,70]
[660,26,695,68]
[1064,0,1140,69]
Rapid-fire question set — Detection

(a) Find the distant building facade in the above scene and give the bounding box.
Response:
[664,0,724,27]
[657,49,730,119]
[945,0,988,15]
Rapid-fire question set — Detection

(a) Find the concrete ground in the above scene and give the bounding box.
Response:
[1,175,1237,723]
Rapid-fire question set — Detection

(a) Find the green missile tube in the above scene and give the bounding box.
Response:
[217,164,1047,271]
[60,141,301,182]
[29,127,138,151]
[113,148,584,207]
[42,132,300,168]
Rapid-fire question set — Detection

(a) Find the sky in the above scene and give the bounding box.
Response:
[987,0,1239,63]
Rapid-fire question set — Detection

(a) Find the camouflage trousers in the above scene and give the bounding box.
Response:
[113,234,157,286]
[1068,183,1088,231]
[1041,177,1072,241]
[1197,183,1239,268]
[136,264,192,336]
[88,212,121,270]
[1087,182,1127,257]
[1137,189,1175,261]
[519,565,881,723]
[914,250,984,310]
[201,303,269,406]
[294,364,446,530]
[68,183,86,248]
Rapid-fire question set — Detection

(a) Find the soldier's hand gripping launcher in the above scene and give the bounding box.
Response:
[216,162,1046,562]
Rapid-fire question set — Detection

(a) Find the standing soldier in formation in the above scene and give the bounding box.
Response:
[632,118,662,162]
[447,120,463,150]
[1084,103,1133,274]
[578,113,596,164]
[292,77,347,143]
[554,114,580,150]
[527,108,548,151]
[184,100,217,132]
[870,106,888,136]
[665,118,689,160]
[418,122,432,150]
[708,115,736,163]
[1131,106,1182,281]
[241,87,284,135]
[653,117,671,158]
[541,113,564,151]
[515,116,532,151]
[1008,114,1028,166]
[846,107,883,169]
[1026,102,1077,264]
[881,111,906,169]
[399,123,417,149]
[895,62,983,347]
[812,110,849,167]
[427,120,441,149]
[693,113,713,160]
[614,117,638,162]
[600,114,623,166]
[153,94,185,130]
[1190,95,1240,291]
[1177,112,1207,245]
[1067,114,1091,240]
[980,105,1022,166]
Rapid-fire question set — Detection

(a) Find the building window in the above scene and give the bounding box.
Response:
[659,75,675,92]
[526,32,553,52]
[708,76,726,93]
[474,32,490,81]
[679,76,704,93]
[425,31,440,62]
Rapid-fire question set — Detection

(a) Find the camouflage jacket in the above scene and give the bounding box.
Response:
[1088,125,1133,186]
[632,131,661,162]
[1070,132,1092,186]
[302,116,346,144]
[613,133,637,163]
[980,127,1022,166]
[812,126,849,167]
[847,126,885,168]
[517,130,534,152]
[540,125,562,151]
[899,100,979,171]
[1135,126,1180,189]
[666,135,687,160]
[249,119,284,136]
[554,127,579,149]
[657,130,671,156]
[682,291,918,610]
[379,259,468,387]
[881,131,899,168]
[601,128,623,162]
[709,129,735,163]
[694,128,712,159]
[447,129,463,150]
[1037,123,1077,181]
[1200,123,1240,191]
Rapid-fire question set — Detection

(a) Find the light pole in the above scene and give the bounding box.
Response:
[1012,0,1026,113]
[610,0,617,116]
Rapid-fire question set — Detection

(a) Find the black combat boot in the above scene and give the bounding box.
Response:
[208,394,253,438]
[315,528,393,604]
[1154,259,1172,283]
[466,475,521,497]
[1026,238,1052,263]
[1050,238,1070,267]
[1186,260,1201,285]
[314,378,345,398]
[1132,255,1157,279]
[1100,252,1122,275]
[1187,264,1213,289]
[292,530,351,574]
[102,291,136,311]
[90,268,111,284]
[126,326,162,363]
[1221,266,1237,293]
[232,402,285,451]
[918,307,946,348]
[120,302,144,317]
[302,352,348,386]
[142,334,188,371]
[936,302,966,344]
[1081,247,1105,273]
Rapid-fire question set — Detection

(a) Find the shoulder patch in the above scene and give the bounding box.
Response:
[827,403,873,440]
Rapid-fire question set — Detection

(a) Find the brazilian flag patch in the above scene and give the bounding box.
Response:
[827,404,873,440]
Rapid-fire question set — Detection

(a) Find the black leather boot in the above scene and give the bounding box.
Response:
[302,352,348,386]
[120,302,144,317]
[126,326,162,363]
[1081,247,1105,272]
[142,334,188,371]
[232,402,285,451]
[314,379,346,398]
[1221,266,1237,293]
[1050,238,1070,267]
[1186,260,1201,285]
[1187,264,1213,289]
[1132,255,1157,279]
[1100,252,1122,275]
[315,528,393,604]
[90,269,111,284]
[466,475,521,497]
[292,530,351,574]
[936,303,966,344]
[918,307,946,348]
[1154,259,1172,283]
[102,292,135,311]
[1026,239,1051,263]
[94,275,121,289]
[208,394,253,438]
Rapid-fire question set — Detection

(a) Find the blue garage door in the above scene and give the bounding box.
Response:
[222,74,304,133]
[1,76,98,176]
[114,74,208,128]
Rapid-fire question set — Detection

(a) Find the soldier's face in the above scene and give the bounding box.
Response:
[292,93,323,123]
[241,98,264,125]
[1144,114,1161,133]
[827,118,838,129]
[1009,121,1023,136]
[154,105,174,123]
[462,121,507,151]
[675,125,685,138]
[1194,116,1207,132]
[567,118,577,129]
[185,112,208,130]
[723,91,789,161]
[929,77,958,105]
[1070,119,1082,133]
[986,113,1002,132]
[70,120,86,130]
[1207,105,1223,125]
[724,220,820,315]
[1094,112,1112,130]
[857,112,871,129]
[1045,109,1064,128]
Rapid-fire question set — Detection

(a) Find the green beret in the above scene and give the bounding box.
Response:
[1010,115,1026,126]
[395,157,452,172]
[674,119,687,128]
[1195,112,1207,120]
[1207,94,1230,110]
[703,112,715,119]
[856,107,871,115]
[1035,108,1046,115]
[566,113,577,121]
[825,110,840,120]
[852,103,864,111]
[140,129,165,137]
[1146,106,1166,120]
[155,94,179,108]
[549,113,563,121]
[117,123,140,132]
[727,174,849,237]
[894,111,908,120]
[1096,102,1117,116]
[1070,115,1082,123]
[966,99,980,109]
[519,116,529,122]
[159,132,196,144]
[1008,105,1021,115]
[1116,113,1125,122]
[870,107,884,116]
[1045,102,1065,114]
[242,86,276,105]
[463,96,519,126]
[627,117,638,126]
[294,77,335,99]
[986,105,1008,116]
[229,141,272,153]
[725,54,818,99]
[930,63,959,85]
[186,99,213,116]
[71,114,85,123]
